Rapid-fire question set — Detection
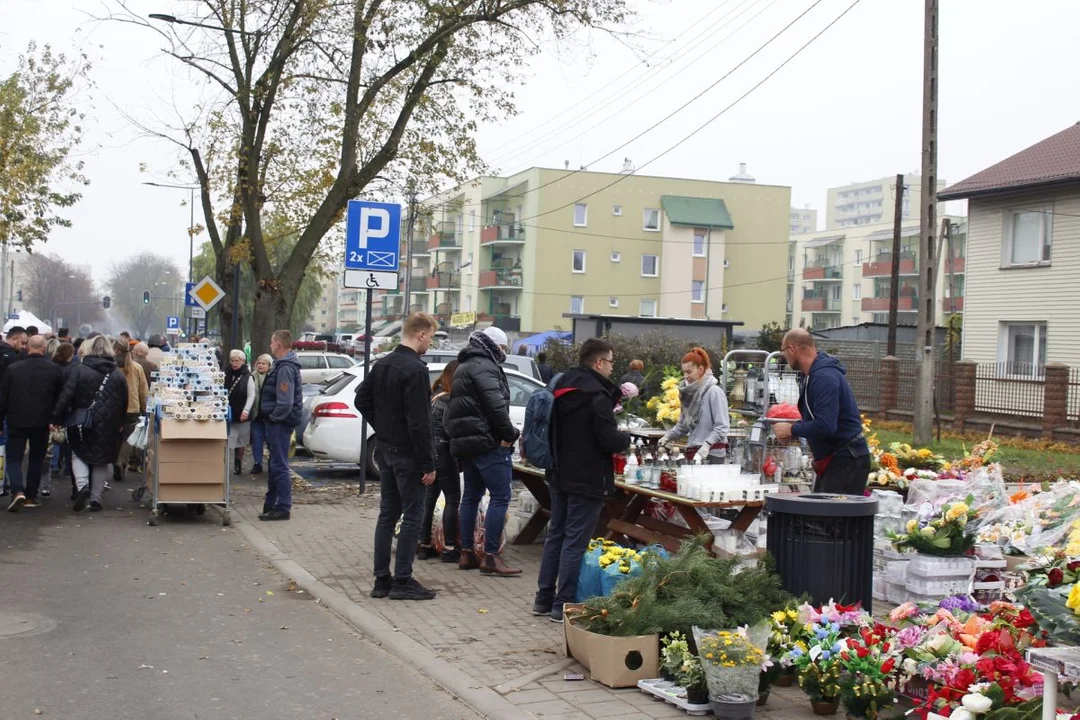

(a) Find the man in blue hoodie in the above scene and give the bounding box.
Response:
[258,329,303,520]
[774,329,869,494]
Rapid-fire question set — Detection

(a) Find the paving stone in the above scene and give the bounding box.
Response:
[507,688,560,705]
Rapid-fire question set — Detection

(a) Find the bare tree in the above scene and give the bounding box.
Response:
[107,253,182,339]
[23,252,101,329]
[107,0,630,352]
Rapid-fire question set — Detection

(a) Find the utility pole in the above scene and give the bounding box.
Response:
[402,186,418,317]
[886,173,905,357]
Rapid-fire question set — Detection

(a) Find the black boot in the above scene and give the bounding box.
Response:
[234,458,242,475]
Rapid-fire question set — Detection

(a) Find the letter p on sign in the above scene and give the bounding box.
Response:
[358,207,390,249]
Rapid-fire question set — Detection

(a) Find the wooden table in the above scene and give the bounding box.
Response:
[511,462,551,545]
[602,481,764,556]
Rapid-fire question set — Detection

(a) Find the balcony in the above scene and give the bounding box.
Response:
[863,253,917,278]
[479,268,524,290]
[427,271,461,290]
[409,241,430,258]
[861,293,917,312]
[479,313,521,333]
[943,296,964,312]
[944,256,965,274]
[803,265,843,281]
[427,231,461,252]
[801,295,842,312]
[480,223,527,246]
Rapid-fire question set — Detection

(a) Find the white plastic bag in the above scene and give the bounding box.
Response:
[127,418,149,451]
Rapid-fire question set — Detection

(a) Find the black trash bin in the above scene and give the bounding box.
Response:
[765,493,878,611]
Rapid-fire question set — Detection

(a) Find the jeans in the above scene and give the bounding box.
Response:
[373,446,427,580]
[264,422,293,513]
[250,420,267,467]
[71,454,108,503]
[7,426,49,501]
[420,446,461,548]
[535,476,604,611]
[459,447,513,555]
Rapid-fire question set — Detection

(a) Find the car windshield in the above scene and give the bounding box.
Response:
[323,372,356,395]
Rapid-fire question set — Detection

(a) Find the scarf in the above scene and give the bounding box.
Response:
[678,369,718,433]
[468,330,506,366]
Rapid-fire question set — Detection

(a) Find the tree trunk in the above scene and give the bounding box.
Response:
[250,277,295,359]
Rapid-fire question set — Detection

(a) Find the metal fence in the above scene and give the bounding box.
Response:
[1070,367,1080,427]
[973,363,1044,418]
[888,360,955,414]
[835,355,881,411]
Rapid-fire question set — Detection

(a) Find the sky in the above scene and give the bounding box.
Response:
[3,0,1080,287]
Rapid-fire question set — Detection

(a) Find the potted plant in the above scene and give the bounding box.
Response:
[837,626,898,720]
[758,655,780,706]
[675,654,709,706]
[660,631,688,682]
[769,605,803,687]
[697,625,769,719]
[788,620,844,715]
[890,495,978,556]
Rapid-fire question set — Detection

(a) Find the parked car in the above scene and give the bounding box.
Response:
[368,348,541,380]
[303,363,543,476]
[296,351,355,384]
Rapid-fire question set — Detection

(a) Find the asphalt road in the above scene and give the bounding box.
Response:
[0,488,478,720]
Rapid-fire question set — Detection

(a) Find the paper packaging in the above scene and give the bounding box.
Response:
[159,419,227,441]
[563,607,658,687]
[157,440,227,466]
[157,483,225,503]
[157,462,226,485]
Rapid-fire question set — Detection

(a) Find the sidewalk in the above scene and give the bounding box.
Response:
[231,469,816,719]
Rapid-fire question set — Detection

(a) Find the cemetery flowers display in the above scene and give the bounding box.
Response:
[891,495,978,556]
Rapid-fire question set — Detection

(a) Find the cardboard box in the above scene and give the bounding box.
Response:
[157,462,225,485]
[157,439,226,465]
[159,419,227,441]
[157,483,225,503]
[563,610,658,688]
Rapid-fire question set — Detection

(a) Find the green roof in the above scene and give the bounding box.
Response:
[660,195,734,230]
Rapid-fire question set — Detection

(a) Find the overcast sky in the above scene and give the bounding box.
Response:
[4,0,1079,286]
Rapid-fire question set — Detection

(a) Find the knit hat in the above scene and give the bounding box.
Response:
[481,326,508,349]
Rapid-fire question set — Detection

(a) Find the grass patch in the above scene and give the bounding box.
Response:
[872,424,1080,482]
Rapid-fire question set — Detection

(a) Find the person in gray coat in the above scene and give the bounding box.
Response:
[660,347,729,463]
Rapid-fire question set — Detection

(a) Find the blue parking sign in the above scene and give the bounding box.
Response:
[345,200,401,272]
[166,316,180,331]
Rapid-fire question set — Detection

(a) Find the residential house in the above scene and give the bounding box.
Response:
[939,122,1080,377]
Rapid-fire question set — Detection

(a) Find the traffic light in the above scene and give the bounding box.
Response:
[102,295,111,310]
[143,290,151,305]
[15,289,22,302]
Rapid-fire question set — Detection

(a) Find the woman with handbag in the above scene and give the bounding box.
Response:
[113,339,148,481]
[224,350,256,475]
[417,361,462,564]
[249,354,272,475]
[53,336,128,512]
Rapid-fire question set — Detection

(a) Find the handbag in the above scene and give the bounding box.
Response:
[64,371,111,434]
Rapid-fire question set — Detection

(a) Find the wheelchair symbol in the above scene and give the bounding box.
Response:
[366,273,379,288]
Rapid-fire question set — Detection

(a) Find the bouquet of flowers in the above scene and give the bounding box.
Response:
[614,381,641,422]
[787,620,845,703]
[891,495,978,556]
[837,625,899,720]
[960,438,1001,471]
[694,623,769,700]
[645,367,682,428]
[889,442,947,472]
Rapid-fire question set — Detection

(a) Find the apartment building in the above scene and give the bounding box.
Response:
[790,206,818,235]
[304,272,340,334]
[825,175,948,230]
[402,168,791,334]
[788,217,966,332]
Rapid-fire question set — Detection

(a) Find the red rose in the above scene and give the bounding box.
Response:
[857,646,870,658]
[1068,561,1080,572]
[1049,567,1065,587]
[881,657,896,674]
[954,669,976,690]
[1015,609,1036,629]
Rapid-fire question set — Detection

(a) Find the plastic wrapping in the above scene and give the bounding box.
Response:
[906,467,1008,518]
[693,622,770,700]
[975,480,1080,555]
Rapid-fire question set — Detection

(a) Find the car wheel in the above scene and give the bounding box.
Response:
[364,438,380,478]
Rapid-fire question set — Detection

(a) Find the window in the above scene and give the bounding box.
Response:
[639,299,657,317]
[469,209,477,231]
[1004,207,1052,266]
[573,203,588,227]
[691,280,705,303]
[611,251,621,263]
[693,231,707,257]
[643,208,660,231]
[854,249,863,264]
[612,205,623,216]
[831,285,842,300]
[297,354,327,370]
[998,322,1047,377]
[507,375,539,407]
[465,252,474,274]
[852,284,861,300]
[609,296,619,308]
[641,254,659,277]
[328,355,354,369]
[852,317,860,326]
[570,296,584,314]
[572,250,586,273]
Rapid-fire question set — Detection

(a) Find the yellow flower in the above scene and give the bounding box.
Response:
[920,526,936,537]
[918,448,932,459]
[945,503,969,521]
[1068,584,1080,616]
[906,519,918,533]
[772,610,788,623]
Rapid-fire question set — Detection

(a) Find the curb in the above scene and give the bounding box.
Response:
[232,513,531,720]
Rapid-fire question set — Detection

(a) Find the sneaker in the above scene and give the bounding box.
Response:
[89,501,103,512]
[440,548,461,564]
[261,509,290,521]
[388,578,436,601]
[532,602,552,617]
[550,606,564,624]
[416,544,439,561]
[41,489,50,498]
[73,487,91,513]
[7,493,26,512]
[370,576,392,599]
[23,500,42,509]
[103,482,112,491]
[251,465,263,475]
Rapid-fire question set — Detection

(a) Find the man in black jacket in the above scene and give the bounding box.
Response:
[1,335,64,510]
[0,326,27,379]
[445,326,521,576]
[534,338,630,622]
[355,313,439,601]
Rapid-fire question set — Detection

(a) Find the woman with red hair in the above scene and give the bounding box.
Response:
[660,347,729,463]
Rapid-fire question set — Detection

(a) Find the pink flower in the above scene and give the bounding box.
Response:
[620,382,639,399]
[895,626,925,650]
[614,404,623,414]
[889,602,919,623]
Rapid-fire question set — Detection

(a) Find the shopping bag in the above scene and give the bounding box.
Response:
[576,545,604,601]
[126,419,149,450]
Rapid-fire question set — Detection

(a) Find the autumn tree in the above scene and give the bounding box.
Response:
[111,0,629,352]
[107,253,183,339]
[22,252,102,329]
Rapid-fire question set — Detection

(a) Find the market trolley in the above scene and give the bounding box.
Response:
[142,409,231,527]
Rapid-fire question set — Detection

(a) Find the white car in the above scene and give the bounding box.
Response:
[303,362,544,476]
[296,351,356,384]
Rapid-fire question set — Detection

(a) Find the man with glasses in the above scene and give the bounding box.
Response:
[773,328,869,494]
[533,338,630,623]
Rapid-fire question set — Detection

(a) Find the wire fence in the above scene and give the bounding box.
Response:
[1070,367,1080,428]
[835,356,881,412]
[973,363,1044,418]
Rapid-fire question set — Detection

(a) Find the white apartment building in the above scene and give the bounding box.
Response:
[790,206,818,235]
[825,175,948,230]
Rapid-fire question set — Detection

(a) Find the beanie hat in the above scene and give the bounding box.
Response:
[481,325,508,348]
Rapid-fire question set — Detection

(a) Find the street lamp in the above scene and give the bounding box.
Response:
[143,181,198,335]
[148,12,259,38]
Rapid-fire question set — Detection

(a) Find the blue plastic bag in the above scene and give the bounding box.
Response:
[600,558,642,596]
[576,546,603,601]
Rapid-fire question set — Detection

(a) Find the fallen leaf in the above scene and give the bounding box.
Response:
[34,709,42,715]
[477,608,489,614]
[266,591,274,596]
[279,626,288,630]
[139,664,154,670]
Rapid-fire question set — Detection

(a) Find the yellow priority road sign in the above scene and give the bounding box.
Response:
[189,276,226,312]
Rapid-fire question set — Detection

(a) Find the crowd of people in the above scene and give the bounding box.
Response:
[0,325,305,523]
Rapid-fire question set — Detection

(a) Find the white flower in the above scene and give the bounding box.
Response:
[951,710,976,720]
[902,658,918,675]
[962,694,994,715]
